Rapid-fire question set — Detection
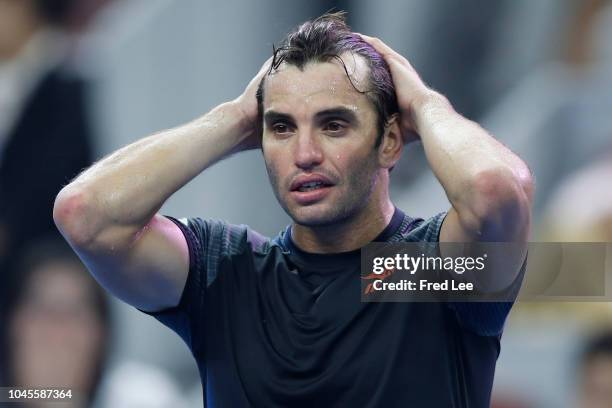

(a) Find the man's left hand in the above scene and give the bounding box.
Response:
[358,33,432,144]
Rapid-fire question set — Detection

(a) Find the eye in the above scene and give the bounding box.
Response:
[323,121,346,134]
[272,122,293,134]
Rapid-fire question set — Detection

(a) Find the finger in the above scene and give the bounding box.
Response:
[357,33,409,67]
[257,56,274,77]
[246,57,273,89]
[357,33,397,58]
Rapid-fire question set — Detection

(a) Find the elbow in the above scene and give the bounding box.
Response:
[53,188,98,248]
[460,168,534,239]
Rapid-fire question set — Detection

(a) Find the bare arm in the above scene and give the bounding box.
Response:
[53,59,270,312]
[361,34,533,289]
[411,92,533,243]
[360,34,533,243]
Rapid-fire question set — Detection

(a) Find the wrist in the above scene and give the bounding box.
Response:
[186,102,250,158]
[225,98,247,127]
[229,99,262,146]
[215,100,255,140]
[410,91,453,133]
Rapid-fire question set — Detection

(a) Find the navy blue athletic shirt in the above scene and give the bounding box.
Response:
[140,207,521,407]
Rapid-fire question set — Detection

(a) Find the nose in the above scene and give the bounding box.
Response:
[293,130,323,170]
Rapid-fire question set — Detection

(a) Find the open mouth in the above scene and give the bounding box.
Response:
[289,175,335,204]
[295,181,332,192]
[290,174,335,192]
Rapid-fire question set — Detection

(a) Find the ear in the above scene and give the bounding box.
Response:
[377,113,403,170]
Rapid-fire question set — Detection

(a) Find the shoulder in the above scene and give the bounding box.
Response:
[164,216,277,287]
[169,216,272,254]
[397,211,515,337]
[401,211,448,243]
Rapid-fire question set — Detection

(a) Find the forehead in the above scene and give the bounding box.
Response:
[263,52,373,116]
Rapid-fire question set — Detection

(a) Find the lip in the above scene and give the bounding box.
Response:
[289,174,334,192]
[288,173,335,205]
[290,185,333,205]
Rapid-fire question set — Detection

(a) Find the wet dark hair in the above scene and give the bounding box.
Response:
[256,10,398,148]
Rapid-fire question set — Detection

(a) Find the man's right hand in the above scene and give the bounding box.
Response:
[232,57,273,151]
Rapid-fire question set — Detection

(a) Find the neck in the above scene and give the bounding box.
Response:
[291,190,396,254]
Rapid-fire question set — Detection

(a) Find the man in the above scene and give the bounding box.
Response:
[53,12,533,408]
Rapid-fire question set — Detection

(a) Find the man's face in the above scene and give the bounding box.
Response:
[261,53,382,226]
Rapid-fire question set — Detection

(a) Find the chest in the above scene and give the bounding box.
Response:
[204,253,465,407]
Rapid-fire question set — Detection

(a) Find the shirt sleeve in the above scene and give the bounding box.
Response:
[136,215,241,357]
[404,211,447,242]
[447,258,526,337]
[407,211,523,337]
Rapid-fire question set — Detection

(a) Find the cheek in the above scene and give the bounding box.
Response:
[262,148,285,184]
[341,151,379,186]
[335,146,376,173]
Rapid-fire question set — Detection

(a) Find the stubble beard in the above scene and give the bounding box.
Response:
[265,151,380,228]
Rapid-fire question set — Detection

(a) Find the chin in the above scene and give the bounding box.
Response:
[287,204,351,227]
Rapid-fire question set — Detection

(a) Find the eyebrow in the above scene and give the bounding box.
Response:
[263,107,360,127]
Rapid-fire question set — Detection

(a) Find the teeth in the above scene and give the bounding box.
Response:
[299,181,324,192]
